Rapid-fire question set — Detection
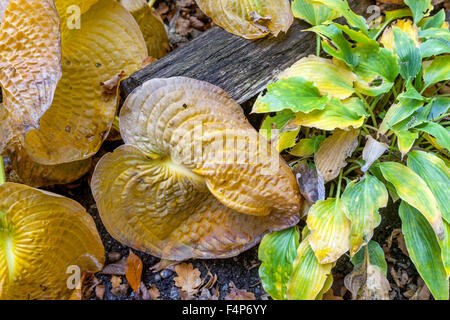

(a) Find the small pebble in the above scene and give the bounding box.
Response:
[153,274,161,281]
[221,284,228,292]
[254,287,261,295]
[160,269,172,279]
[108,252,121,263]
[170,287,180,300]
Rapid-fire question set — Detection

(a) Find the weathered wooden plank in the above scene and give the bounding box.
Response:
[120,0,372,105]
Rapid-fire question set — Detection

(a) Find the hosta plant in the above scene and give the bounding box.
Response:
[256,0,450,300]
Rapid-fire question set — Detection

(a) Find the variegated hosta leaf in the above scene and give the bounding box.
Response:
[393,26,422,80]
[258,227,300,300]
[291,0,339,26]
[342,175,388,256]
[394,129,418,157]
[422,55,450,90]
[310,0,368,35]
[415,122,450,151]
[379,161,445,240]
[407,150,450,275]
[420,9,447,30]
[0,182,104,300]
[345,244,390,300]
[399,202,449,300]
[404,0,432,24]
[92,77,301,260]
[351,240,387,276]
[286,235,334,300]
[23,0,148,166]
[291,97,367,131]
[195,0,293,39]
[252,76,330,114]
[308,24,358,69]
[5,137,91,188]
[306,198,351,264]
[289,135,325,158]
[420,39,450,58]
[361,136,388,173]
[378,98,424,135]
[0,0,61,132]
[314,128,359,181]
[259,110,299,152]
[277,56,357,100]
[119,0,170,59]
[380,19,419,51]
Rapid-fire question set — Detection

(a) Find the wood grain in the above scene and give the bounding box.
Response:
[120,0,373,105]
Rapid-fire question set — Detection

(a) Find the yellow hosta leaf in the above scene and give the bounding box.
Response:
[5,137,91,188]
[119,0,169,59]
[306,198,351,264]
[291,98,367,131]
[380,19,419,50]
[0,0,61,132]
[286,235,333,300]
[195,0,293,39]
[54,0,98,34]
[314,128,359,181]
[0,183,104,300]
[23,0,147,165]
[277,56,357,100]
[92,77,301,260]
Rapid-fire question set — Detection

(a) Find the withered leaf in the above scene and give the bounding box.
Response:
[148,284,161,300]
[174,263,203,296]
[126,250,144,292]
[224,282,256,300]
[315,129,359,181]
[101,257,127,275]
[293,162,325,204]
[111,275,122,289]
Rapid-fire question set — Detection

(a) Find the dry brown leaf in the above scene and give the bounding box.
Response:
[138,282,151,300]
[100,71,126,102]
[293,162,325,205]
[150,259,179,272]
[111,275,122,289]
[345,248,390,300]
[125,250,144,292]
[315,129,359,181]
[388,228,409,257]
[101,257,127,275]
[95,285,105,300]
[224,282,256,300]
[148,284,161,300]
[111,283,129,297]
[174,263,203,296]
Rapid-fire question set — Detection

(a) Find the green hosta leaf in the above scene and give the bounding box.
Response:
[289,135,325,158]
[291,0,339,26]
[342,175,388,256]
[351,240,388,276]
[407,150,450,222]
[423,55,450,89]
[258,227,300,300]
[398,81,425,102]
[420,38,450,58]
[419,27,450,42]
[311,0,368,35]
[253,77,330,113]
[407,150,450,275]
[354,46,399,96]
[415,122,450,151]
[393,26,421,80]
[379,161,445,240]
[292,97,367,131]
[394,129,418,156]
[399,202,449,300]
[404,0,432,25]
[426,97,450,121]
[379,98,424,135]
[308,24,358,68]
[306,198,351,264]
[420,9,446,29]
[286,236,333,300]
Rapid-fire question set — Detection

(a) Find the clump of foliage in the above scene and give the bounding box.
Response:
[256,0,450,300]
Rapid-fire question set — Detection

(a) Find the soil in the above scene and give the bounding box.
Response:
[42,0,447,300]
